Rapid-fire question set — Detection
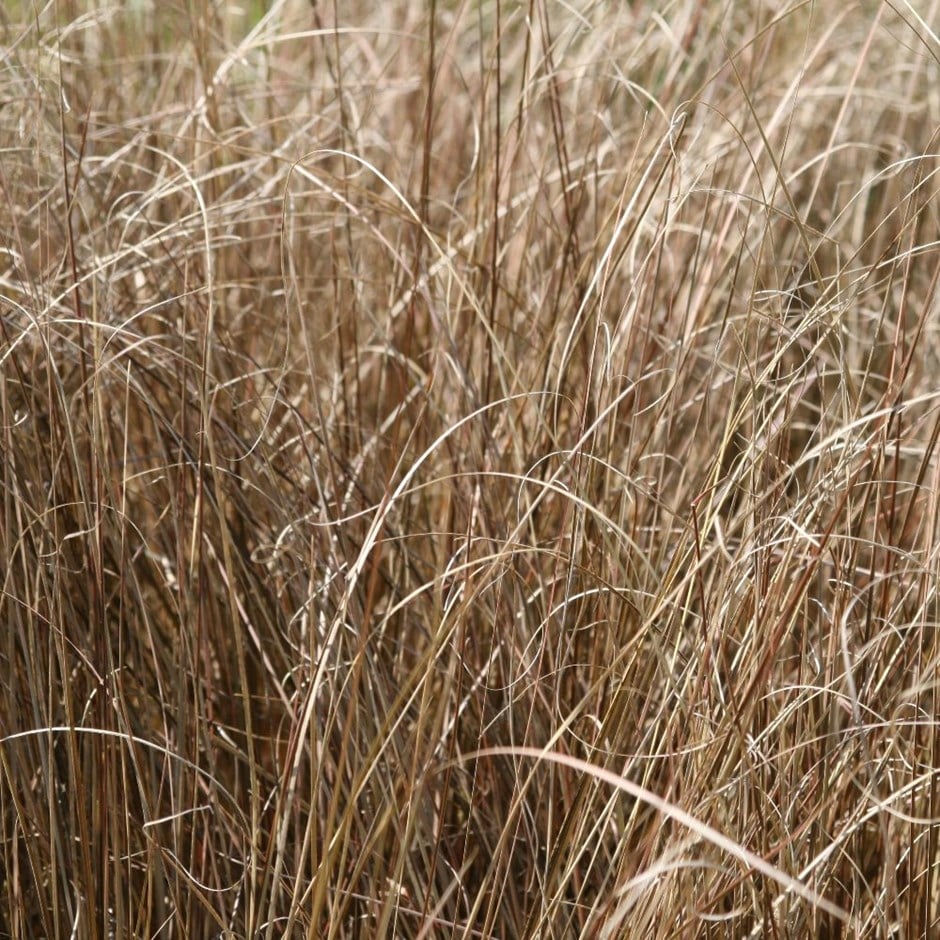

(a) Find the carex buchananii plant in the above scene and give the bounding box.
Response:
[1,1,939,937]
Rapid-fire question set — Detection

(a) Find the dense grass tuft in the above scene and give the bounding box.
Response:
[2,1,940,937]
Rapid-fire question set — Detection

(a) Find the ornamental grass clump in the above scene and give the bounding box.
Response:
[1,1,939,937]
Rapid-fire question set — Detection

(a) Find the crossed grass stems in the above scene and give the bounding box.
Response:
[1,1,940,937]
